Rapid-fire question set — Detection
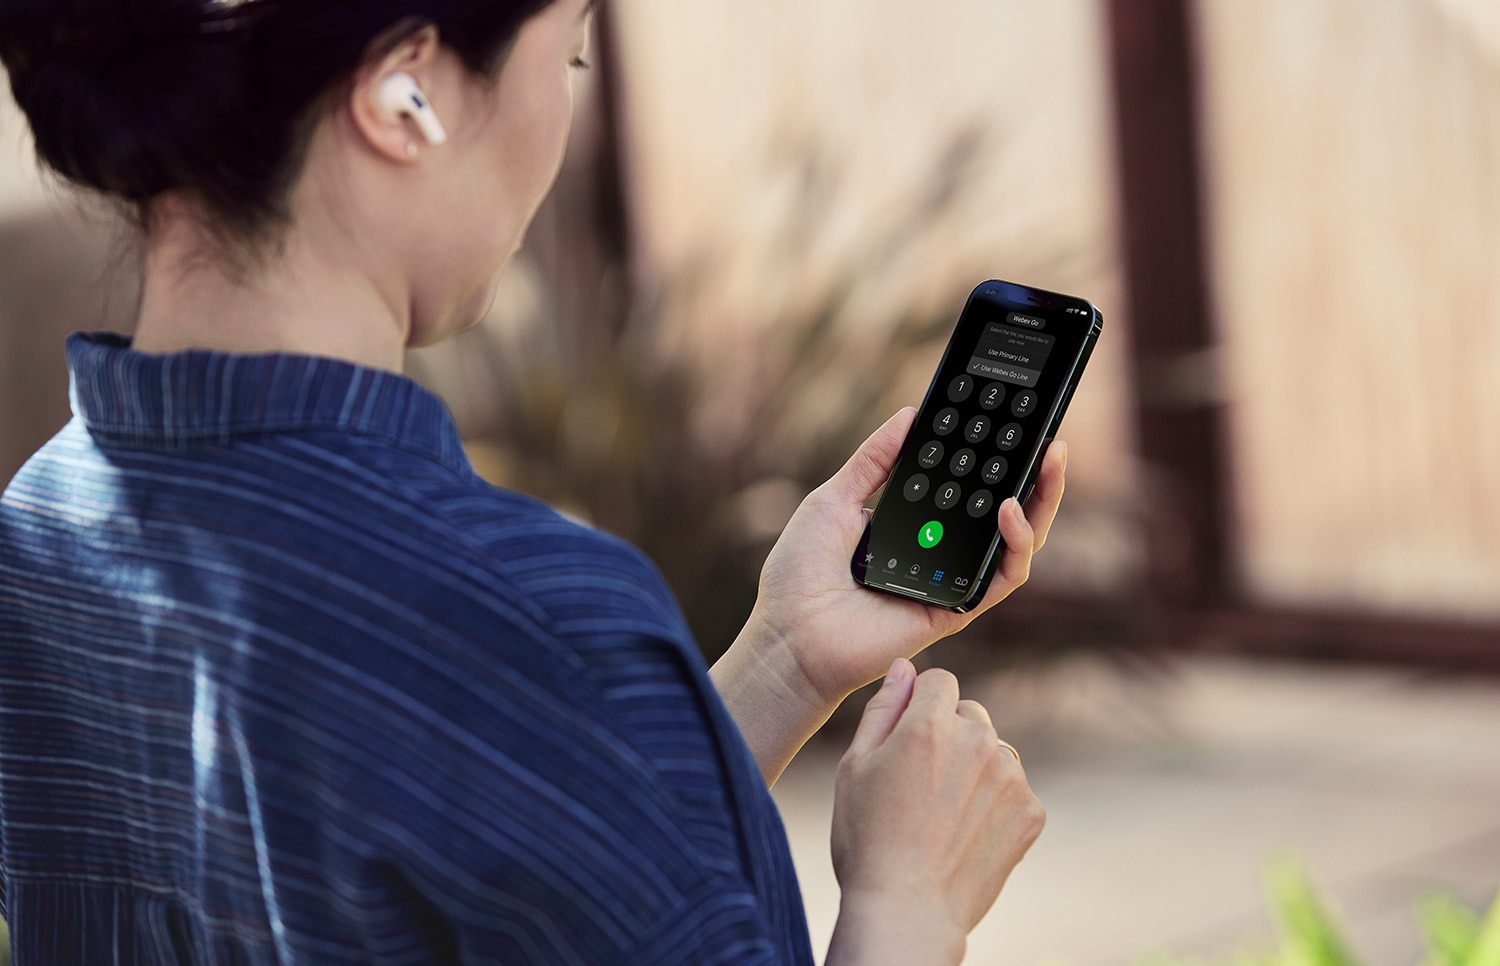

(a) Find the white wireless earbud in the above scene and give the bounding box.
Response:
[378,72,448,147]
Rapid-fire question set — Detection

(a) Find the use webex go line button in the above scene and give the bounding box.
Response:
[966,357,1042,388]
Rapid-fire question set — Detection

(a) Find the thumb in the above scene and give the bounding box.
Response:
[846,658,916,757]
[822,408,917,507]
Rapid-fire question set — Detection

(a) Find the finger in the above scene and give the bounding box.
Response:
[996,497,1036,589]
[960,498,1037,618]
[1024,440,1068,552]
[955,699,994,731]
[905,666,962,720]
[818,408,918,508]
[846,658,916,757]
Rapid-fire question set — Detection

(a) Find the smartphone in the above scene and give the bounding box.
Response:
[851,279,1103,612]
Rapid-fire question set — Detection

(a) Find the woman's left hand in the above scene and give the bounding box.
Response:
[712,407,1068,784]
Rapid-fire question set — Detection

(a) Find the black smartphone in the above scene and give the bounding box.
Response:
[851,279,1103,612]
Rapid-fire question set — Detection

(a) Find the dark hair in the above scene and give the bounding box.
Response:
[0,0,557,251]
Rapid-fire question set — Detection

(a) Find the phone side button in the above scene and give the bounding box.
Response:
[1046,386,1077,440]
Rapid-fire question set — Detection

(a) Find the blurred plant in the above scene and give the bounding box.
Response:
[1417,889,1500,966]
[407,4,1151,666]
[1139,855,1500,966]
[412,113,1141,664]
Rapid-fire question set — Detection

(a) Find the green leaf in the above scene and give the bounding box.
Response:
[1264,854,1361,966]
[1469,884,1500,966]
[1416,891,1478,965]
[1137,858,1497,966]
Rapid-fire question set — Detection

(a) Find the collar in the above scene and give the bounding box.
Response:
[65,332,470,474]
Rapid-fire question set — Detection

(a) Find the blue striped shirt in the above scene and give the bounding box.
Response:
[0,332,812,965]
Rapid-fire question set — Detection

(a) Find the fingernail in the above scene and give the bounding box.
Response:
[884,658,904,684]
[1056,440,1069,470]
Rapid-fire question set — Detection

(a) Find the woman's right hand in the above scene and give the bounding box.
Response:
[825,659,1046,966]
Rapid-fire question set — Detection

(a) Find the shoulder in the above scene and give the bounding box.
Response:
[464,494,690,642]
[283,431,709,691]
[350,443,693,647]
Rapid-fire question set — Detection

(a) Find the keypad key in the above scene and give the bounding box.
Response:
[933,408,960,436]
[917,440,944,470]
[996,422,1023,452]
[982,456,1008,485]
[949,448,977,478]
[964,415,991,444]
[947,375,975,402]
[979,383,1005,411]
[1011,389,1039,418]
[934,481,962,511]
[902,473,931,502]
[967,489,995,518]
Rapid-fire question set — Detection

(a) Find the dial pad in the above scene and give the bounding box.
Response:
[900,369,1048,520]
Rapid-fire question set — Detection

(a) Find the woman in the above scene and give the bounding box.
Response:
[0,1,1067,963]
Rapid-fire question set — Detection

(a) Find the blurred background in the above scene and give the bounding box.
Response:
[2,0,1498,962]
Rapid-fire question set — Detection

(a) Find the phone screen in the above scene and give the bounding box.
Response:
[853,280,1101,611]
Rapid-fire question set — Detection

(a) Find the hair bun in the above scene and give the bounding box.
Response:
[1,0,554,249]
[0,0,259,201]
[0,1,237,75]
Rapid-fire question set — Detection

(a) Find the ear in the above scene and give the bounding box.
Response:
[349,24,444,165]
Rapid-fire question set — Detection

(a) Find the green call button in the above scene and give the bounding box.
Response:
[918,520,944,549]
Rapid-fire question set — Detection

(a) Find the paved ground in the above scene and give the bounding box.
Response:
[772,653,1500,965]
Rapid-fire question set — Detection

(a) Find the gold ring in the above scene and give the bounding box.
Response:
[997,738,1021,765]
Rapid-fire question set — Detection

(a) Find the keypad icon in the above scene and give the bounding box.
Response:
[901,369,1044,517]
